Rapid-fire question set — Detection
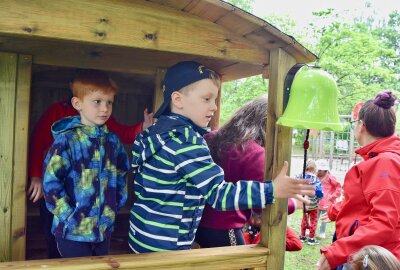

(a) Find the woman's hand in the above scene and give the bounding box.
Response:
[28,177,43,203]
[273,161,315,203]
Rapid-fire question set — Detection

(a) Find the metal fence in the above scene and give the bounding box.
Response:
[293,115,361,174]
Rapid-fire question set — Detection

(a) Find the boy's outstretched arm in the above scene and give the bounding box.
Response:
[273,161,315,204]
[176,142,314,210]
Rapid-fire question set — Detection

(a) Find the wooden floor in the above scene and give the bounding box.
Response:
[26,212,131,260]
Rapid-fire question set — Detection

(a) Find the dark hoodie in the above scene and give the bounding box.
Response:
[43,116,129,243]
[321,136,400,268]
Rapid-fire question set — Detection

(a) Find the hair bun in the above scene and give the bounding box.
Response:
[374,90,397,109]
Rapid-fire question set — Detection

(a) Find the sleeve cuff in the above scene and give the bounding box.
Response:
[264,181,275,205]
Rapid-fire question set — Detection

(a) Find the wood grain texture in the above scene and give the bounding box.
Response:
[262,48,296,270]
[0,0,267,64]
[0,245,269,270]
[0,52,18,262]
[11,55,32,261]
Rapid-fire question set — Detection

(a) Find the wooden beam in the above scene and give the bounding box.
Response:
[262,48,296,270]
[0,52,18,262]
[153,68,166,116]
[0,245,269,269]
[11,55,32,261]
[219,62,265,82]
[210,83,222,130]
[0,0,268,65]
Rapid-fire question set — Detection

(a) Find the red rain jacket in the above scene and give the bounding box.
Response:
[321,136,400,269]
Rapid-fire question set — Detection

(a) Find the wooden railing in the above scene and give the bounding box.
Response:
[0,245,269,270]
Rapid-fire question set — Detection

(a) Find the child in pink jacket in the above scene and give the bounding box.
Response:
[316,159,342,239]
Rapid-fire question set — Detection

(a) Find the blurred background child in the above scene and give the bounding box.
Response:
[298,159,324,245]
[316,159,342,239]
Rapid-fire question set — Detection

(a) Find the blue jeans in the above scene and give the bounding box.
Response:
[39,198,61,258]
[56,237,110,258]
[318,209,327,235]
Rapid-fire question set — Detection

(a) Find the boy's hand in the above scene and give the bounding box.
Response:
[28,177,44,203]
[143,108,154,129]
[273,161,315,203]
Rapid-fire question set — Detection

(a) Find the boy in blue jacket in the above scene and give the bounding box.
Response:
[129,61,315,253]
[43,70,129,258]
[297,159,324,245]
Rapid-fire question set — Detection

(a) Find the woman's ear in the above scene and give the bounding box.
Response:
[359,120,367,133]
[171,91,184,110]
[71,96,81,111]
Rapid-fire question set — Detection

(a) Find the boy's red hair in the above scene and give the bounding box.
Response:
[70,69,118,99]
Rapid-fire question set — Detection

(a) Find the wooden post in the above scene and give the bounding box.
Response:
[0,53,16,261]
[262,48,296,270]
[153,68,166,118]
[210,83,221,130]
[0,53,31,262]
[11,55,32,261]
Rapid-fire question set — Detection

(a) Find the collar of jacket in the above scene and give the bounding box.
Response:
[355,135,400,161]
[80,123,109,138]
[151,113,209,136]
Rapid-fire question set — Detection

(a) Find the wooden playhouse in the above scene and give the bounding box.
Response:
[0,0,316,269]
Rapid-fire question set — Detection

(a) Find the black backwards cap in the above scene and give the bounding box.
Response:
[154,61,215,118]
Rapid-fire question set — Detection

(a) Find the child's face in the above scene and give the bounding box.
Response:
[173,79,218,128]
[72,91,114,127]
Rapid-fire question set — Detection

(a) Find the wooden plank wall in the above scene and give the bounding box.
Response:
[0,52,31,262]
[262,48,296,270]
[0,0,267,66]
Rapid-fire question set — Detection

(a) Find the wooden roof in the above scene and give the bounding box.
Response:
[0,0,317,81]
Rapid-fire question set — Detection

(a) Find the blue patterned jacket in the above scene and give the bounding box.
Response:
[128,113,274,253]
[43,116,129,242]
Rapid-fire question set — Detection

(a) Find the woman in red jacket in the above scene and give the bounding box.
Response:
[316,91,400,270]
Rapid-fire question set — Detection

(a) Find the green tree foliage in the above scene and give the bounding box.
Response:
[220,76,267,124]
[221,1,399,120]
[372,11,400,90]
[307,8,398,114]
[314,21,397,114]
